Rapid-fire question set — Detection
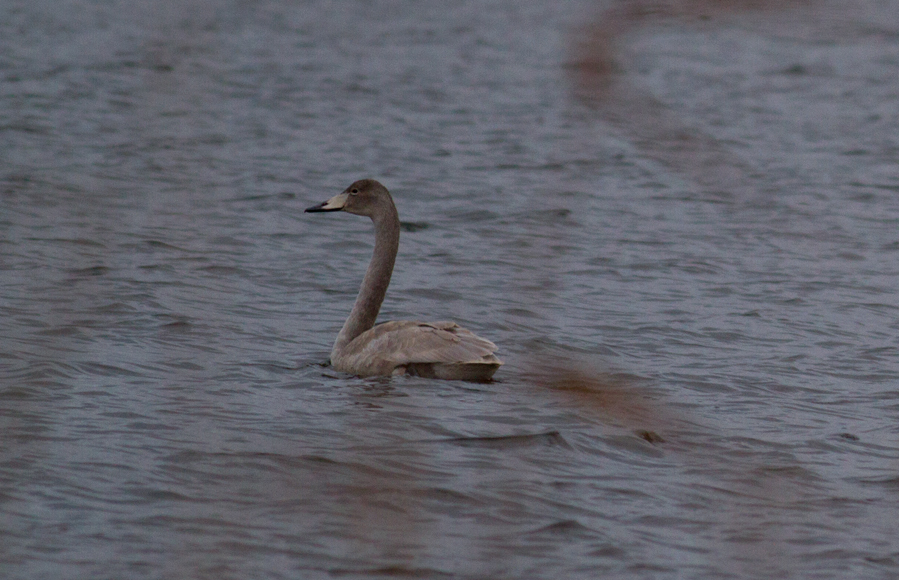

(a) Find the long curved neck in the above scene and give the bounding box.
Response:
[332,201,400,359]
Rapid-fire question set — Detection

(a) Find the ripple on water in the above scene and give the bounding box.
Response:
[3,0,899,579]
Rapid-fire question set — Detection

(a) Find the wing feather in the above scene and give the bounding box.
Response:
[335,320,501,376]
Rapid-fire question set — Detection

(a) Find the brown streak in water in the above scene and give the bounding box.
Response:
[568,0,821,200]
[531,361,672,439]
[528,7,844,572]
[335,384,430,575]
[530,358,830,575]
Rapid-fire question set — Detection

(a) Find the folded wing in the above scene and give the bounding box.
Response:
[335,320,502,379]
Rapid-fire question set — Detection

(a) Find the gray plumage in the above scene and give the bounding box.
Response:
[306,179,502,381]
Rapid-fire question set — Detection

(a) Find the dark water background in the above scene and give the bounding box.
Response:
[3,0,899,578]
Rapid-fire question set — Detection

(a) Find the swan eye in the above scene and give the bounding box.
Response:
[350,188,359,194]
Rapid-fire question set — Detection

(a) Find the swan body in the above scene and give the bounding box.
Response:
[306,179,502,381]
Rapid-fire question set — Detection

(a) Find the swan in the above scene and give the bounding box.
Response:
[306,179,502,381]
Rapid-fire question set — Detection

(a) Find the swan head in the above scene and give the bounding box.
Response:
[305,179,393,218]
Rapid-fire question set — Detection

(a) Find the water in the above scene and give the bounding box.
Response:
[3,0,899,578]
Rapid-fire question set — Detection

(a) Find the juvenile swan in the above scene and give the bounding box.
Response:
[306,179,502,381]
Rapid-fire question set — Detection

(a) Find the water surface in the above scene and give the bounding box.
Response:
[2,0,899,578]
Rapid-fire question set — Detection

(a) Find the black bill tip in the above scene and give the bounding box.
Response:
[305,202,340,213]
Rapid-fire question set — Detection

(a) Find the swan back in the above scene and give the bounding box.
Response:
[333,321,502,380]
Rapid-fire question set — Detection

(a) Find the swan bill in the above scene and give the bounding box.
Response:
[305,192,348,213]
